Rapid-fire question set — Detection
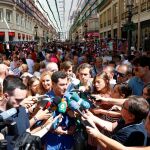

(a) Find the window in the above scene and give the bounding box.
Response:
[21,16,24,26]
[6,10,12,22]
[16,14,20,25]
[0,9,3,21]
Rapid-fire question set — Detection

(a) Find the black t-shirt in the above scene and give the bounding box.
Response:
[112,119,147,146]
[1,107,29,150]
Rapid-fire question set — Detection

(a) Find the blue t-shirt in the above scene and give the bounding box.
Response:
[128,77,145,96]
[112,119,147,146]
[5,106,30,150]
[42,90,75,150]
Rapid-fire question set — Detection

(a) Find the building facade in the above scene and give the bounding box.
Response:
[69,0,100,43]
[0,0,56,44]
[98,0,150,51]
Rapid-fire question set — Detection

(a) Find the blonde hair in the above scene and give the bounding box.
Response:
[37,71,52,94]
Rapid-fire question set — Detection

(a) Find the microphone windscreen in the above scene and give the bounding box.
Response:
[68,100,80,111]
[81,100,91,109]
[58,101,67,113]
[70,92,80,102]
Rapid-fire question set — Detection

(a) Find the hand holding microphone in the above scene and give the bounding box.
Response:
[68,100,94,128]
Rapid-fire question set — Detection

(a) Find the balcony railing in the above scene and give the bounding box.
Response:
[141,2,147,12]
[121,12,128,20]
[132,6,138,15]
[147,1,150,10]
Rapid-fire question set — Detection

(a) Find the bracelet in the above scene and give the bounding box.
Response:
[33,116,38,122]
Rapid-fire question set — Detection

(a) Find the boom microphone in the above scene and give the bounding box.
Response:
[0,108,17,122]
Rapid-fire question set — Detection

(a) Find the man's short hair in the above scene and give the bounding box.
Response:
[127,95,149,122]
[133,56,150,69]
[51,71,67,84]
[3,75,27,95]
[60,61,73,70]
[77,63,92,75]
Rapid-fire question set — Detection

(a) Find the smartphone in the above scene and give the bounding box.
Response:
[81,119,93,128]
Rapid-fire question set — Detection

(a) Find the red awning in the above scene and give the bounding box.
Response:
[9,32,15,37]
[87,32,100,37]
[0,32,5,36]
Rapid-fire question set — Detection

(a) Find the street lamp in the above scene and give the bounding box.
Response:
[34,24,38,41]
[126,0,134,56]
[84,23,88,50]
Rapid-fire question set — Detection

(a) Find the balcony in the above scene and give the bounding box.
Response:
[132,6,138,15]
[141,2,147,12]
[147,1,150,10]
[121,12,128,20]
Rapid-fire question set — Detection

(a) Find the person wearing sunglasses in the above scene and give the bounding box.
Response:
[115,64,133,84]
[128,56,150,96]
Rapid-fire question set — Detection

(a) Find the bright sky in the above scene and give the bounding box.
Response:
[37,0,82,39]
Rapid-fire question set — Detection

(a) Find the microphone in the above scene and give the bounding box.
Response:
[68,100,84,116]
[57,98,67,114]
[53,96,62,105]
[69,92,90,109]
[68,100,94,128]
[0,108,17,122]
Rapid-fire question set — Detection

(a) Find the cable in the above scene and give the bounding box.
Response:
[36,0,58,31]
[54,0,62,30]
[45,0,61,31]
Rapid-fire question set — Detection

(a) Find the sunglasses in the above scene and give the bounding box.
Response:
[115,71,126,77]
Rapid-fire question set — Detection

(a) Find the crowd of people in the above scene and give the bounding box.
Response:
[0,41,150,150]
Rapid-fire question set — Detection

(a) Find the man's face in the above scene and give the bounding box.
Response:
[121,101,134,122]
[143,87,150,101]
[116,66,128,83]
[53,78,68,97]
[6,88,27,109]
[145,113,150,134]
[78,68,91,85]
[133,65,147,78]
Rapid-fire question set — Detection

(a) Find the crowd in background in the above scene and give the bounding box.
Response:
[0,41,150,150]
